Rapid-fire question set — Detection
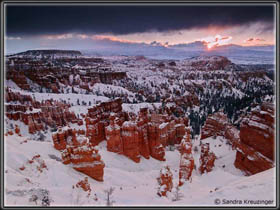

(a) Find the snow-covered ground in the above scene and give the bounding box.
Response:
[4,132,276,206]
[4,54,276,206]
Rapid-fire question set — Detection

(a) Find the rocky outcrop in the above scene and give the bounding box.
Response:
[105,115,123,154]
[147,123,165,161]
[86,99,123,146]
[234,102,275,175]
[199,143,216,174]
[5,89,79,134]
[86,117,106,146]
[62,142,105,181]
[201,111,229,140]
[239,102,274,160]
[137,108,150,159]
[122,121,141,163]
[6,70,30,90]
[157,166,173,197]
[102,106,190,163]
[73,177,92,197]
[52,128,79,151]
[200,106,275,176]
[188,56,232,71]
[179,134,194,186]
[234,144,274,176]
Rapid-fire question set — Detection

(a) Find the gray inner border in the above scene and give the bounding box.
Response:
[0,0,279,209]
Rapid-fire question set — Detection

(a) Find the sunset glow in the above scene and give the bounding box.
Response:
[200,35,233,49]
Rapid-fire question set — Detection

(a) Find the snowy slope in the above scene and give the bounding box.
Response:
[4,132,276,206]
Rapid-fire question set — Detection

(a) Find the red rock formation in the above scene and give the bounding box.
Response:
[158,122,169,147]
[167,120,176,145]
[121,121,141,163]
[7,70,30,90]
[189,56,232,71]
[5,89,78,134]
[85,99,123,146]
[157,166,173,197]
[137,108,150,159]
[239,102,274,160]
[61,142,105,181]
[28,116,36,134]
[201,111,229,140]
[234,102,275,175]
[234,143,274,176]
[179,134,194,186]
[105,115,123,154]
[74,177,92,197]
[15,125,21,135]
[86,117,106,146]
[175,119,186,144]
[199,143,216,174]
[147,123,165,161]
[200,106,275,176]
[52,128,78,151]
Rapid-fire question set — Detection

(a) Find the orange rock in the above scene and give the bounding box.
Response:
[167,121,176,145]
[8,130,14,135]
[137,122,150,160]
[61,142,105,181]
[199,143,216,174]
[121,121,141,163]
[74,177,92,197]
[234,144,274,176]
[148,123,165,161]
[78,129,86,135]
[105,115,123,154]
[201,111,229,140]
[175,122,186,144]
[179,134,194,186]
[157,166,173,197]
[19,166,25,171]
[239,102,274,160]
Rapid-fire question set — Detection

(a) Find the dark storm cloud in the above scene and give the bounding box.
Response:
[6,5,275,36]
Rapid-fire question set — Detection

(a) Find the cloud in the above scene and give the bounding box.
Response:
[43,33,74,40]
[150,41,168,47]
[5,36,21,40]
[6,5,274,36]
[245,37,265,42]
[200,35,232,48]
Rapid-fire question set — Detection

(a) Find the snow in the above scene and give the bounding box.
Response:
[4,133,275,206]
[122,103,161,114]
[5,80,21,90]
[248,120,270,131]
[4,54,276,206]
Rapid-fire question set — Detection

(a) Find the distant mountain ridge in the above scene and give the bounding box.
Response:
[8,49,82,57]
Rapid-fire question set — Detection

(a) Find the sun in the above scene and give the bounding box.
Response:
[201,34,233,50]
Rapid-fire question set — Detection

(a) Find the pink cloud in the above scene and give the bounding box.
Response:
[43,33,74,40]
[244,37,265,42]
[200,34,232,49]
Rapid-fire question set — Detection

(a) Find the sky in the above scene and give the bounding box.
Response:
[5,4,276,54]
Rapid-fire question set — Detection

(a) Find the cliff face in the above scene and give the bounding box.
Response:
[122,121,141,163]
[201,111,229,140]
[188,56,233,71]
[105,115,123,154]
[200,104,275,176]
[85,102,189,163]
[234,102,275,175]
[61,142,105,182]
[5,89,79,135]
[239,102,274,160]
